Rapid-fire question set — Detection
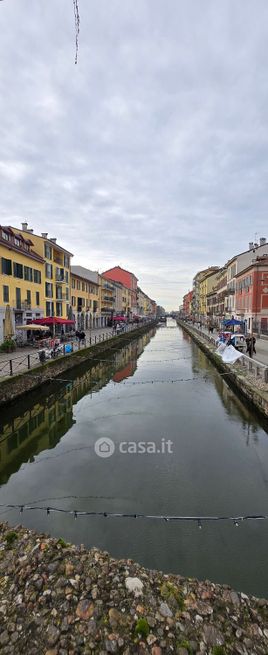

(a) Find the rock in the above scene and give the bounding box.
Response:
[0,631,9,647]
[159,602,173,618]
[46,624,60,647]
[105,637,118,653]
[125,577,144,597]
[108,607,125,627]
[203,624,224,646]
[230,591,240,605]
[76,599,95,620]
[152,648,162,655]
[65,562,74,576]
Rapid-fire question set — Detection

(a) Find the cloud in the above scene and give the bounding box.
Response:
[0,0,268,308]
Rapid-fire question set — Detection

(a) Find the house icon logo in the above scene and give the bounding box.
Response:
[94,437,115,458]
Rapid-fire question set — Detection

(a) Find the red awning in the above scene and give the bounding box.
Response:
[32,317,75,325]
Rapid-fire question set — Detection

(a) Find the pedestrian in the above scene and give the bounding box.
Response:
[246,336,256,357]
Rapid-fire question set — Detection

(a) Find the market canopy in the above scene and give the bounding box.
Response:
[222,318,244,326]
[32,317,75,325]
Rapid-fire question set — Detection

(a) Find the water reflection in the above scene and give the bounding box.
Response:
[0,330,154,484]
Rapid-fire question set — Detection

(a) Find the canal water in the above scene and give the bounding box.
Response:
[1,319,268,597]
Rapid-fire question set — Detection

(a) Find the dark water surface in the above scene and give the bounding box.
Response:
[1,319,268,597]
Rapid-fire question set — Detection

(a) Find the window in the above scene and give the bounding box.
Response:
[45,282,53,298]
[45,243,52,259]
[16,288,21,309]
[46,301,54,316]
[72,278,75,289]
[77,280,81,290]
[34,269,41,284]
[13,262,23,278]
[36,291,40,306]
[56,267,64,281]
[14,237,20,247]
[64,254,70,268]
[82,282,85,291]
[65,288,69,301]
[1,257,12,275]
[2,230,9,241]
[72,296,75,306]
[26,290,31,305]
[24,266,33,282]
[45,263,53,279]
[56,302,63,317]
[3,285,9,302]
[56,285,62,300]
[65,271,69,283]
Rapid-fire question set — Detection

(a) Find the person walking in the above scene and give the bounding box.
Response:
[246,336,256,357]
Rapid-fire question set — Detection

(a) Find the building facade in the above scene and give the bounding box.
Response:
[12,223,72,320]
[102,266,138,315]
[70,266,101,329]
[0,225,45,342]
[235,255,268,333]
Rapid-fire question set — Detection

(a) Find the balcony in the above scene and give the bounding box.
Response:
[54,256,63,265]
[103,295,114,302]
[56,275,66,283]
[227,287,235,294]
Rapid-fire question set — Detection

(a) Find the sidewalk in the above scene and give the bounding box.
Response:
[0,324,138,378]
[198,325,268,366]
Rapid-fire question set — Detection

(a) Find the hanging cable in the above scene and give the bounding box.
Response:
[0,502,267,525]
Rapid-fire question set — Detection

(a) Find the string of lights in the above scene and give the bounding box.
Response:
[0,502,267,527]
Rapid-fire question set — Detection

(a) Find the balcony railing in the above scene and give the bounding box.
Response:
[56,275,66,283]
[54,256,63,265]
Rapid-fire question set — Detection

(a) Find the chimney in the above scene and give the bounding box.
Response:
[41,233,48,239]
[21,222,28,231]
[249,242,254,250]
[260,237,266,246]
[254,243,258,248]
[50,238,57,243]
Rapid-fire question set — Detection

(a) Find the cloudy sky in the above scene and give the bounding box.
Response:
[0,1,268,309]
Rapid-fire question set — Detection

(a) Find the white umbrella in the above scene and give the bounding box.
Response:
[16,324,50,331]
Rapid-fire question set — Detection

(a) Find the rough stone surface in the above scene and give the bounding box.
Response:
[0,522,267,654]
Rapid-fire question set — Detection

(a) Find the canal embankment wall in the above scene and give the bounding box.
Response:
[177,320,268,420]
[0,321,157,408]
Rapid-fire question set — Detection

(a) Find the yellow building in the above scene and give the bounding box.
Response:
[100,275,115,319]
[12,223,72,320]
[199,270,219,318]
[70,266,100,329]
[0,225,45,342]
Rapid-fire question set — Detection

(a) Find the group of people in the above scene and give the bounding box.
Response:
[225,333,256,357]
[75,330,86,341]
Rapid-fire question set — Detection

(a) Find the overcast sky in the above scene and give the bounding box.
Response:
[0,1,268,309]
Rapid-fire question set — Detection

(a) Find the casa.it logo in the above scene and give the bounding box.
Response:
[94,438,173,458]
[94,438,115,458]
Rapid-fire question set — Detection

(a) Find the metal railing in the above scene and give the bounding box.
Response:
[180,322,268,383]
[0,322,153,378]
